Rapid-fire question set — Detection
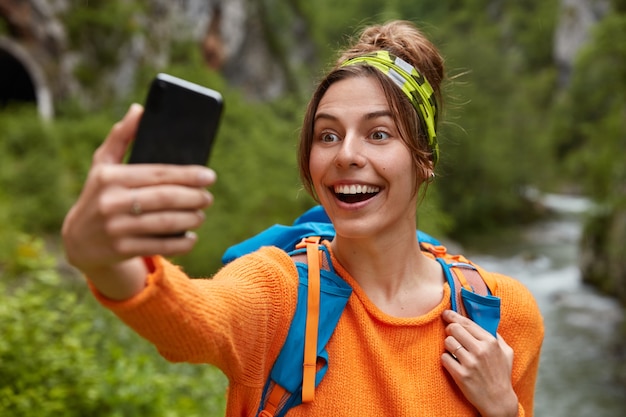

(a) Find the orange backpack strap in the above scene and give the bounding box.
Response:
[296,236,322,403]
[421,242,497,292]
[257,236,351,417]
[258,236,322,417]
[258,383,288,417]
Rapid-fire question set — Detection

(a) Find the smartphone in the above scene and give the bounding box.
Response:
[128,73,223,165]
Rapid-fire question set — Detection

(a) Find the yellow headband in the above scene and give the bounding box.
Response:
[340,51,439,165]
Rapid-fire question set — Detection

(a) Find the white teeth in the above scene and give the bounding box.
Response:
[334,184,380,194]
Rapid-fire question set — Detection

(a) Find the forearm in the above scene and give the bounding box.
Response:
[88,255,219,364]
[90,251,298,375]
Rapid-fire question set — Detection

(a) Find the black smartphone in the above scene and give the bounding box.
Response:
[128,73,223,165]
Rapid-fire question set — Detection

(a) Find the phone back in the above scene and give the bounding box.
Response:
[128,73,223,165]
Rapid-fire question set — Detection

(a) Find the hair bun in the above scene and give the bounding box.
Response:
[336,20,444,105]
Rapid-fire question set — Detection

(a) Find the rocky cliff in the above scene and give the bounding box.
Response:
[0,0,315,117]
[554,0,610,86]
[0,0,610,115]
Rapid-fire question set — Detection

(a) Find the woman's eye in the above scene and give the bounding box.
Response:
[320,132,340,143]
[370,130,390,140]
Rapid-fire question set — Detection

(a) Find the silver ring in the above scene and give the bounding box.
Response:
[450,344,464,360]
[130,192,142,215]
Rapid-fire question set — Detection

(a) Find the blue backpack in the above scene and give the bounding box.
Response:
[222,206,501,417]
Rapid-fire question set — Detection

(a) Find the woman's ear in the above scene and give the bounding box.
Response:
[417,161,435,184]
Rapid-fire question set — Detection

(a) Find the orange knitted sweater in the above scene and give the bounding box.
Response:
[93,244,544,417]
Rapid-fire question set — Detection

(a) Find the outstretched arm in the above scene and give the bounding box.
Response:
[61,104,216,300]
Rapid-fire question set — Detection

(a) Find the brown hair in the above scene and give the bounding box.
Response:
[298,20,445,198]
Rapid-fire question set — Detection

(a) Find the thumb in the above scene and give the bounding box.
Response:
[93,103,143,165]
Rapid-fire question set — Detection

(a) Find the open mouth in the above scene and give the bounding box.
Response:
[333,184,380,204]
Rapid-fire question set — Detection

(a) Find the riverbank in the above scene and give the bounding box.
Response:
[459,195,625,416]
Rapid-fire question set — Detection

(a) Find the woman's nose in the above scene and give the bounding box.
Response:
[334,134,366,168]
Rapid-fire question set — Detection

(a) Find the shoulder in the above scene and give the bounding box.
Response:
[215,245,300,306]
[490,272,541,318]
[489,272,544,347]
[216,246,297,278]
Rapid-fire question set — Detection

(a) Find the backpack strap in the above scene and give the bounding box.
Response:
[257,237,352,417]
[420,241,501,337]
[296,236,322,403]
[258,383,287,417]
[451,266,488,316]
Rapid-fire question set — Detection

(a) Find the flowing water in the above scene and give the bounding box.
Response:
[459,194,625,416]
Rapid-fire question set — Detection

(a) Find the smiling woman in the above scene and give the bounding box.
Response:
[308,76,419,241]
[62,20,544,417]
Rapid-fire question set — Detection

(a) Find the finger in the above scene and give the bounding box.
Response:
[101,185,213,216]
[93,103,144,165]
[107,210,207,237]
[113,232,200,258]
[441,348,464,372]
[443,309,493,341]
[93,164,216,191]
[444,336,467,360]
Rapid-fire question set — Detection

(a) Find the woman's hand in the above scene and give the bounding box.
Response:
[61,104,216,299]
[441,310,519,417]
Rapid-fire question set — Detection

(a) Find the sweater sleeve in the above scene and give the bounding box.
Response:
[493,273,545,417]
[89,246,299,386]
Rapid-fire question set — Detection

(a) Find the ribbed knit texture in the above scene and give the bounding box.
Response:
[92,245,544,417]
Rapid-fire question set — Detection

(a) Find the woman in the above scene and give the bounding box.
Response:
[62,20,543,416]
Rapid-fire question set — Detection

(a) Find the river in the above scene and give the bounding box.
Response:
[459,194,625,416]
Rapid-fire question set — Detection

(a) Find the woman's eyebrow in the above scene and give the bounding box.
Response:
[314,110,393,123]
[364,110,393,120]
[314,112,337,123]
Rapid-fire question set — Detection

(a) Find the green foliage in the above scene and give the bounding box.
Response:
[552,12,626,203]
[0,105,114,240]
[0,235,227,416]
[296,0,388,62]
[63,0,145,93]
[552,9,626,305]
[431,20,558,234]
[0,107,69,234]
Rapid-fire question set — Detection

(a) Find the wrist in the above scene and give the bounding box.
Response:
[85,257,148,301]
[481,392,519,417]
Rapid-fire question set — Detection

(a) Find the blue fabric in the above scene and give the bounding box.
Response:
[436,257,460,312]
[270,262,352,398]
[461,288,501,337]
[293,205,332,224]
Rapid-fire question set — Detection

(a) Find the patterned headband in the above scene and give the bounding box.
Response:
[340,51,439,166]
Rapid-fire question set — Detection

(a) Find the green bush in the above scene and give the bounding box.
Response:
[552,12,626,203]
[0,236,227,416]
[0,107,68,233]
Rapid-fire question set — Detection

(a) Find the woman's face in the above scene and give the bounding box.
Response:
[309,76,419,240]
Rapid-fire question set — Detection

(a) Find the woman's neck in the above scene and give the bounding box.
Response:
[330,232,445,317]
